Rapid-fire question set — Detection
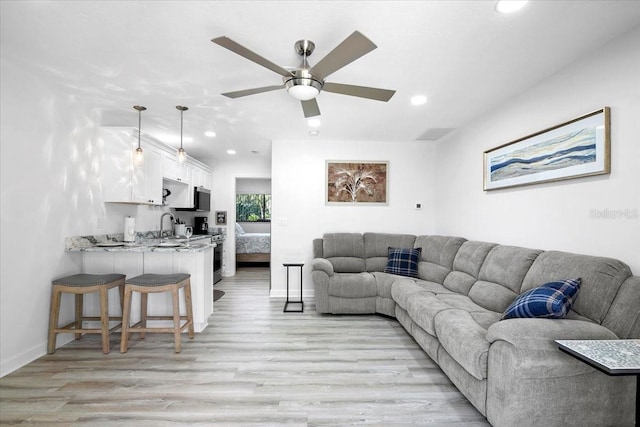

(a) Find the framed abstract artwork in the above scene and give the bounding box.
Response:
[326,161,388,205]
[483,107,610,190]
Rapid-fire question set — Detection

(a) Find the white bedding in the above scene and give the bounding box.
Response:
[236,232,271,254]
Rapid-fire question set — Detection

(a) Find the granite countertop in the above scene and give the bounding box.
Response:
[66,233,215,253]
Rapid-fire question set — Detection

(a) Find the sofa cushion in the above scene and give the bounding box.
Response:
[442,241,497,295]
[328,272,377,298]
[435,309,490,380]
[407,292,453,336]
[453,241,497,278]
[602,275,640,339]
[384,247,421,278]
[469,245,542,312]
[391,280,433,311]
[501,279,581,320]
[522,251,632,324]
[414,235,466,283]
[364,233,416,272]
[323,233,366,273]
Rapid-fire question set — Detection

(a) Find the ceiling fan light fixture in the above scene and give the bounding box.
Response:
[285,69,323,101]
[286,77,322,101]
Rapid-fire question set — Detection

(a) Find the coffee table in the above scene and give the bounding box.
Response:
[556,339,639,425]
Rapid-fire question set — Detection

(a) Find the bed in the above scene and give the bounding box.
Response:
[235,223,271,263]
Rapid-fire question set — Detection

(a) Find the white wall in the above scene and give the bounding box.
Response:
[435,26,640,273]
[270,139,438,297]
[210,156,272,276]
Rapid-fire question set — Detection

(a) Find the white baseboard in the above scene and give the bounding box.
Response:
[1,335,72,378]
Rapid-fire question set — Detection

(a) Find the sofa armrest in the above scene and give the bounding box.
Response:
[486,318,618,351]
[312,258,335,276]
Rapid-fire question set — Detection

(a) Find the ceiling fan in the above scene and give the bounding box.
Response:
[211,31,396,118]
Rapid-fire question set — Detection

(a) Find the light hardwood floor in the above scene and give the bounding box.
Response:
[0,267,488,426]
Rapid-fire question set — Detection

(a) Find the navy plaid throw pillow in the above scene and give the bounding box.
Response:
[501,278,581,320]
[384,247,422,278]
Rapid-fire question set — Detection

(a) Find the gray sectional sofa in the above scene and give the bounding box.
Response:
[311,232,639,427]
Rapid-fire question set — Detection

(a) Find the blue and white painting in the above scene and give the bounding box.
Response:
[484,109,609,190]
[490,127,596,182]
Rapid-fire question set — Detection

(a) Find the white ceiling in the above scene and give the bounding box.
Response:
[3,1,640,162]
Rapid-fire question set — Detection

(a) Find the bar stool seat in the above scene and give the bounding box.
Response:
[48,273,126,354]
[120,273,194,353]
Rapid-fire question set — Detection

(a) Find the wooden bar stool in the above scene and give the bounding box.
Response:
[47,273,126,354]
[120,273,194,353]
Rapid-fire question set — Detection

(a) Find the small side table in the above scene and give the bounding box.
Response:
[556,339,639,426]
[283,262,304,313]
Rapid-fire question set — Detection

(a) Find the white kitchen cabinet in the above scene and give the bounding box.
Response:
[133,144,163,204]
[163,151,189,183]
[189,162,212,190]
[101,127,163,205]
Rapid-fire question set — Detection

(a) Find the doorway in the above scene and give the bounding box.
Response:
[234,178,272,280]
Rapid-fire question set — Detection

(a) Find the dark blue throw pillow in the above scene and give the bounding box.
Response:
[501,278,581,320]
[384,247,422,278]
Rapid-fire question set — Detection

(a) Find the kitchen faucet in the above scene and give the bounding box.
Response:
[159,212,175,239]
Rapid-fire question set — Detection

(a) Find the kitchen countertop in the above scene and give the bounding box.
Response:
[66,234,215,253]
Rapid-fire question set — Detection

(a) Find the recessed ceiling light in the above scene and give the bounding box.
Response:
[226,149,236,155]
[307,118,321,128]
[411,95,428,106]
[204,131,216,138]
[495,0,528,14]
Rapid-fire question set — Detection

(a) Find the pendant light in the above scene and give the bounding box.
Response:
[176,105,188,164]
[133,105,146,166]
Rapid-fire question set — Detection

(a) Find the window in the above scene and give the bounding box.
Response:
[236,194,271,222]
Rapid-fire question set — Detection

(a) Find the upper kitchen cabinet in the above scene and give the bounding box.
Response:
[101,127,163,205]
[162,151,189,184]
[191,162,212,190]
[165,159,212,209]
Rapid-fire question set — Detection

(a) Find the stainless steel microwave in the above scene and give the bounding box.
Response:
[176,187,210,212]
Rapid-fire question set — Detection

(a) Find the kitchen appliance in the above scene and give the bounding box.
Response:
[194,216,209,235]
[210,232,225,284]
[176,187,210,212]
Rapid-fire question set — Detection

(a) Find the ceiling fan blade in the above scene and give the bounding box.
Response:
[322,82,395,102]
[309,31,377,80]
[212,36,292,78]
[301,99,321,118]
[221,85,285,99]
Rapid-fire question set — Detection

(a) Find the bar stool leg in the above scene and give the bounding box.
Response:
[74,293,83,340]
[172,287,181,353]
[99,286,110,354]
[120,286,133,353]
[47,287,61,354]
[184,281,195,339]
[140,292,148,339]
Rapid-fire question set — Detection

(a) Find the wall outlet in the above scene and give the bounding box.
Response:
[276,217,288,226]
[415,203,422,210]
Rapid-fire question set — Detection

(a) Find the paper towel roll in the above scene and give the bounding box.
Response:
[124,216,136,242]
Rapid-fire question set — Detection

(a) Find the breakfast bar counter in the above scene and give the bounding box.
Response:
[66,234,214,333]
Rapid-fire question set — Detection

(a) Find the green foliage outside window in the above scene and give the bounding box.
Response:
[236,194,271,222]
